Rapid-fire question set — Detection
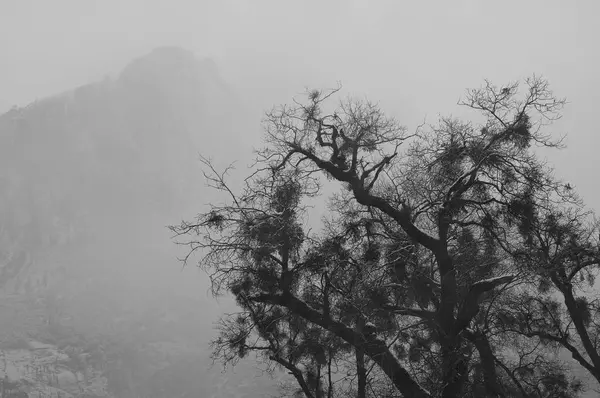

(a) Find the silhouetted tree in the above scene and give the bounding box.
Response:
[172,76,592,397]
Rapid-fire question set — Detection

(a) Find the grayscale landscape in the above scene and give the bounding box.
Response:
[0,1,599,397]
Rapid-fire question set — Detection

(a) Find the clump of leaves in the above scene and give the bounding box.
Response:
[206,211,225,228]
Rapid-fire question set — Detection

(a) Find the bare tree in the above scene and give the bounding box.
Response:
[171,76,589,397]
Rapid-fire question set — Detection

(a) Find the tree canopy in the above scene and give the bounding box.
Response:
[172,76,600,397]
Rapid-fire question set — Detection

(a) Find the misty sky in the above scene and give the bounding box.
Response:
[1,0,599,206]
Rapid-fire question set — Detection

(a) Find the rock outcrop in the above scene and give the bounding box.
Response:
[0,340,111,397]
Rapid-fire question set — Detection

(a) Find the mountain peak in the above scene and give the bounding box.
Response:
[118,46,217,88]
[127,46,197,67]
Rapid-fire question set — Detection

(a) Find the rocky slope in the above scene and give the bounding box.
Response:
[0,338,109,397]
[0,47,278,397]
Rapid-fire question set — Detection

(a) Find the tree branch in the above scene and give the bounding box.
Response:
[247,292,432,398]
[270,354,315,398]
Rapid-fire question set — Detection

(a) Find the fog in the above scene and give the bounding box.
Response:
[0,1,599,396]
[3,1,599,199]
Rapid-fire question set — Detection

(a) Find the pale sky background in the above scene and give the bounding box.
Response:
[1,0,599,207]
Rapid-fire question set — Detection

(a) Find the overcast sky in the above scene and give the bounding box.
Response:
[1,0,599,205]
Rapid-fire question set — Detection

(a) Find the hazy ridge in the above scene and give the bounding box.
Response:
[0,47,282,397]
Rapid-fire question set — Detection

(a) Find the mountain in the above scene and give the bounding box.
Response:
[0,47,279,397]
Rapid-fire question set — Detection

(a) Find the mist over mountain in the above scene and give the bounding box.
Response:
[0,47,278,397]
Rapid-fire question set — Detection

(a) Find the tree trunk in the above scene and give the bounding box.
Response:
[440,344,468,398]
[465,330,504,397]
[437,252,467,398]
[356,344,367,398]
